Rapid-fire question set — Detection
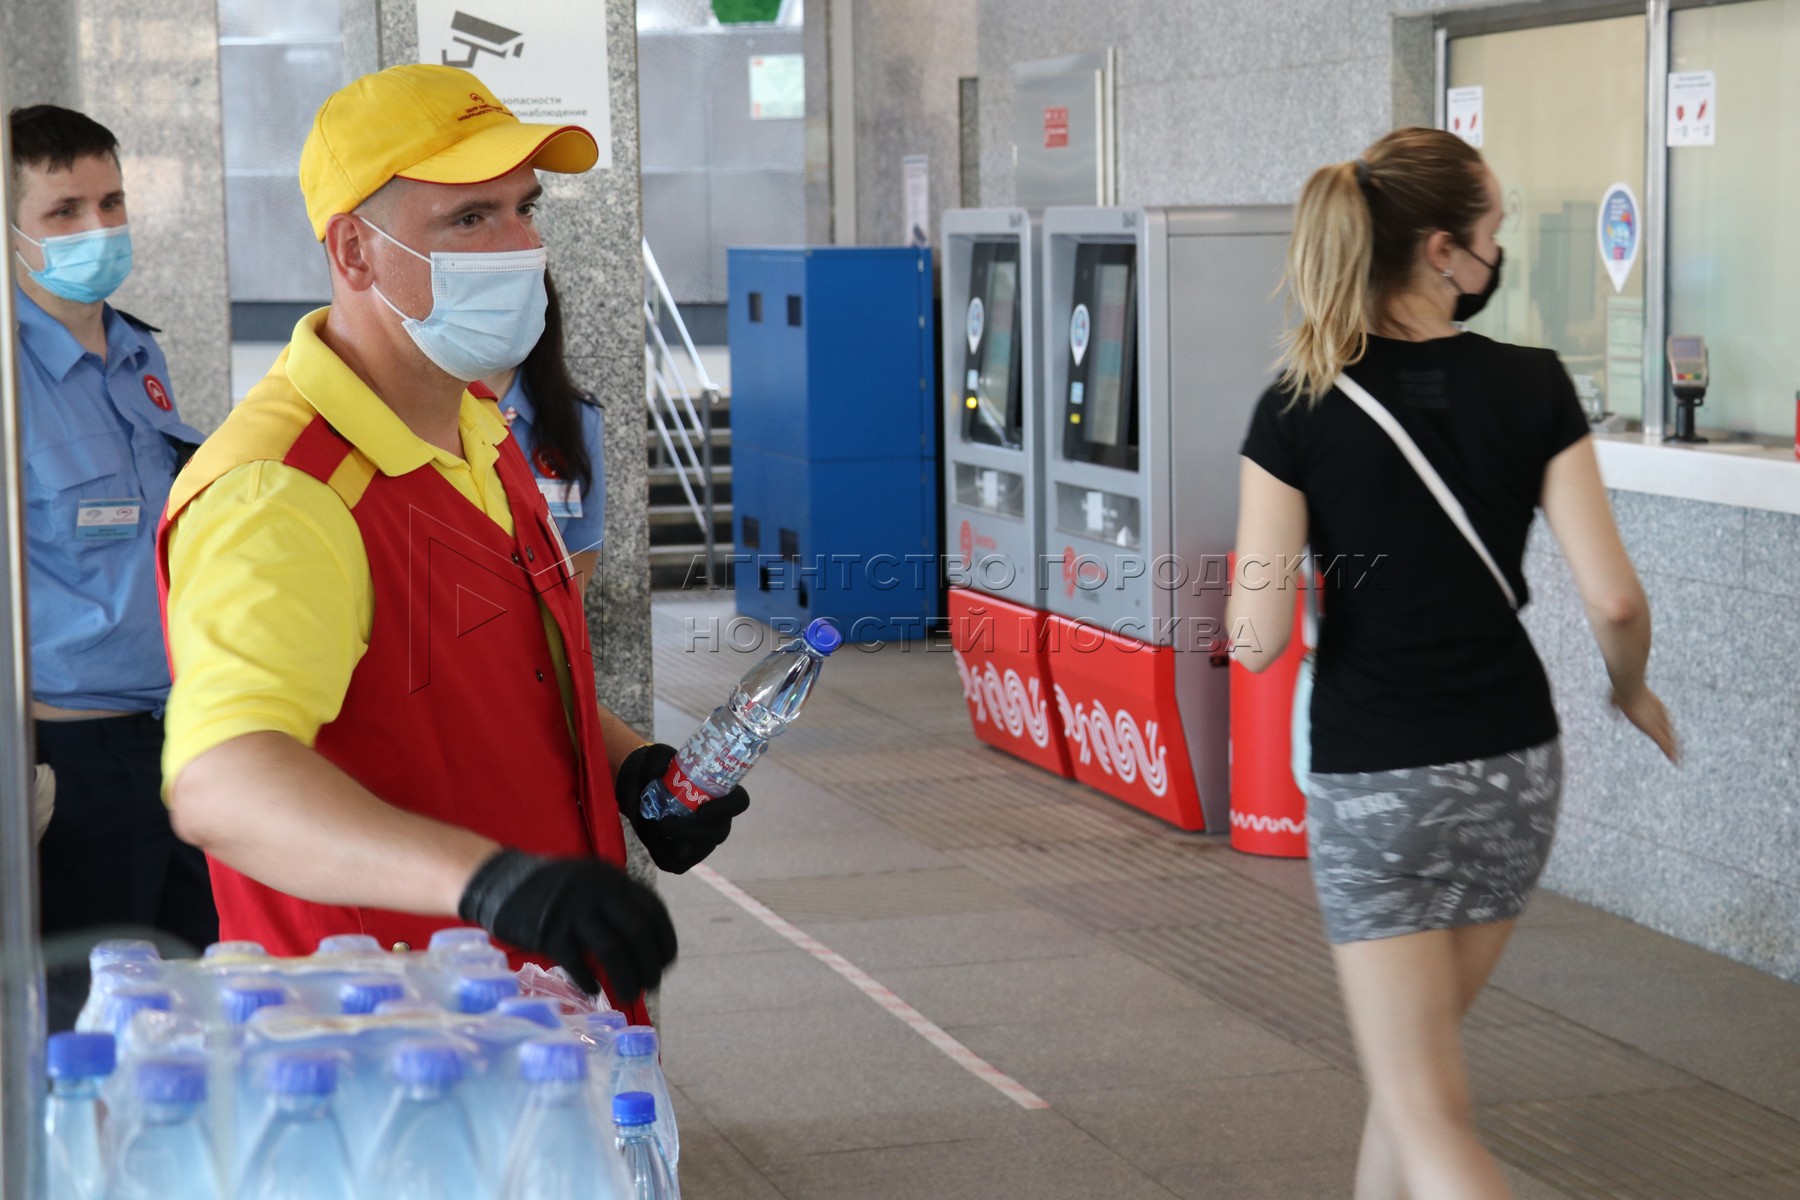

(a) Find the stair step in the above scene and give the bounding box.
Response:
[649,502,732,528]
[648,463,731,489]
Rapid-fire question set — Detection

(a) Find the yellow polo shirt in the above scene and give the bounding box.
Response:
[162,308,561,789]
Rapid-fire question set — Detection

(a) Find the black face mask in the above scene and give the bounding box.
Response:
[1453,245,1503,323]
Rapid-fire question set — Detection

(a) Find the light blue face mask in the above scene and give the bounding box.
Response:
[12,223,133,304]
[362,219,548,383]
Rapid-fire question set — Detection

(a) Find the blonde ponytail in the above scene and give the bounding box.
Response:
[1277,160,1373,407]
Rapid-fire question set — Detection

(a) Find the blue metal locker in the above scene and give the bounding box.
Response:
[728,246,940,642]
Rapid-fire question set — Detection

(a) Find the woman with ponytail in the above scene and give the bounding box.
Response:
[1228,128,1678,1199]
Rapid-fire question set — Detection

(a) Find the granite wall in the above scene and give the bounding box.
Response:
[378,0,656,894]
[378,0,653,741]
[849,0,979,248]
[4,0,233,432]
[975,0,1474,210]
[1524,496,1800,983]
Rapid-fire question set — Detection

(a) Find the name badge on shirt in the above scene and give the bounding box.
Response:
[76,498,142,541]
[537,479,582,520]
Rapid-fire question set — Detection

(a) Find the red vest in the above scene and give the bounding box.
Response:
[159,414,648,1020]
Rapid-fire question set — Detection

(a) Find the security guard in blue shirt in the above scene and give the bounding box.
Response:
[10,105,217,1029]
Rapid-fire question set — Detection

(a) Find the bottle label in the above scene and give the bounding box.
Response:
[661,761,712,812]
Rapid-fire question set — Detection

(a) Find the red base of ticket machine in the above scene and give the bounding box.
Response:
[1043,613,1207,831]
[948,587,1075,779]
[1227,586,1310,858]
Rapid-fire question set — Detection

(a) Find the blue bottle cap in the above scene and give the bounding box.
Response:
[263,1051,339,1097]
[135,1057,205,1104]
[220,979,287,1026]
[47,1032,115,1080]
[584,1011,628,1033]
[517,1038,587,1083]
[455,971,520,1014]
[613,1028,658,1059]
[89,939,159,970]
[803,617,843,655]
[391,1039,465,1087]
[202,940,267,959]
[496,997,561,1029]
[315,933,381,955]
[427,927,491,952]
[104,986,172,1035]
[339,974,407,1015]
[612,1090,658,1127]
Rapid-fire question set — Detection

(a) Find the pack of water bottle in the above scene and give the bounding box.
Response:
[46,931,680,1199]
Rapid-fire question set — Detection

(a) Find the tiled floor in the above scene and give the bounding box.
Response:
[647,595,1800,1199]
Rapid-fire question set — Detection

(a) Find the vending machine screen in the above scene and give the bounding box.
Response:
[960,242,1024,449]
[1063,243,1139,472]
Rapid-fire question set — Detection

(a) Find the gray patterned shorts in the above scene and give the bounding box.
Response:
[1305,739,1562,945]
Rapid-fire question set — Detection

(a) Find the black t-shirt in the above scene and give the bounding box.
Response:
[1240,333,1590,774]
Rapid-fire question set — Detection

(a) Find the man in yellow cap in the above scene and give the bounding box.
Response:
[155,65,749,1017]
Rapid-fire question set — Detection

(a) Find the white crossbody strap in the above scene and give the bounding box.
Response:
[1333,372,1519,611]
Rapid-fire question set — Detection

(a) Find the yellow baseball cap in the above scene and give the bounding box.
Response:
[299,64,598,240]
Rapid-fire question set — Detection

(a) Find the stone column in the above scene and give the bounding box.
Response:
[376,0,657,877]
[2,0,232,432]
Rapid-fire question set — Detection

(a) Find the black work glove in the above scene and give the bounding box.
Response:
[458,848,677,1002]
[618,742,752,874]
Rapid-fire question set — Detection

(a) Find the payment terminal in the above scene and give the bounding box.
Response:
[1667,334,1708,443]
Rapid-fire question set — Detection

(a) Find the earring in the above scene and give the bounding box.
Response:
[1441,268,1455,279]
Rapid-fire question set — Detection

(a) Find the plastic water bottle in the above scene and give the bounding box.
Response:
[640,617,842,819]
[315,933,382,955]
[463,998,559,1179]
[239,1052,356,1200]
[606,1028,678,1173]
[339,973,408,1015]
[613,1092,680,1200]
[501,1039,632,1200]
[91,940,160,970]
[428,927,493,957]
[360,1039,486,1200]
[98,986,172,1040]
[457,970,521,1014]
[496,997,563,1030]
[75,960,161,1033]
[202,940,267,959]
[45,1032,114,1200]
[219,978,287,1027]
[108,1057,220,1200]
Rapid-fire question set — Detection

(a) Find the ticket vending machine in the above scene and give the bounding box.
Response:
[940,209,1074,778]
[1039,206,1292,831]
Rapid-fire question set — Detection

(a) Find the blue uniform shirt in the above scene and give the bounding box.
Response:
[498,372,606,554]
[16,288,204,711]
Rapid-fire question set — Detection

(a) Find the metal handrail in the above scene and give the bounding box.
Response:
[642,240,723,587]
[0,26,46,1194]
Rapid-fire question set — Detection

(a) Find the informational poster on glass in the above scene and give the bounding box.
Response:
[749,53,805,120]
[1447,85,1484,147]
[903,154,930,247]
[1667,71,1716,147]
[1603,295,1644,422]
[415,0,612,169]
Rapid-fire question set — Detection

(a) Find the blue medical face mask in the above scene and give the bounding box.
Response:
[12,223,133,304]
[361,218,548,383]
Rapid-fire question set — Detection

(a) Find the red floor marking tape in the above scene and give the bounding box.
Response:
[689,864,1053,1111]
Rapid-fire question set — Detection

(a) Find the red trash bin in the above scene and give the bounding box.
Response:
[1227,559,1310,858]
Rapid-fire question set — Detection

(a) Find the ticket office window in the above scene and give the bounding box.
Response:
[1061,244,1139,473]
[960,241,1025,449]
[1668,0,1800,442]
[1448,15,1648,427]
